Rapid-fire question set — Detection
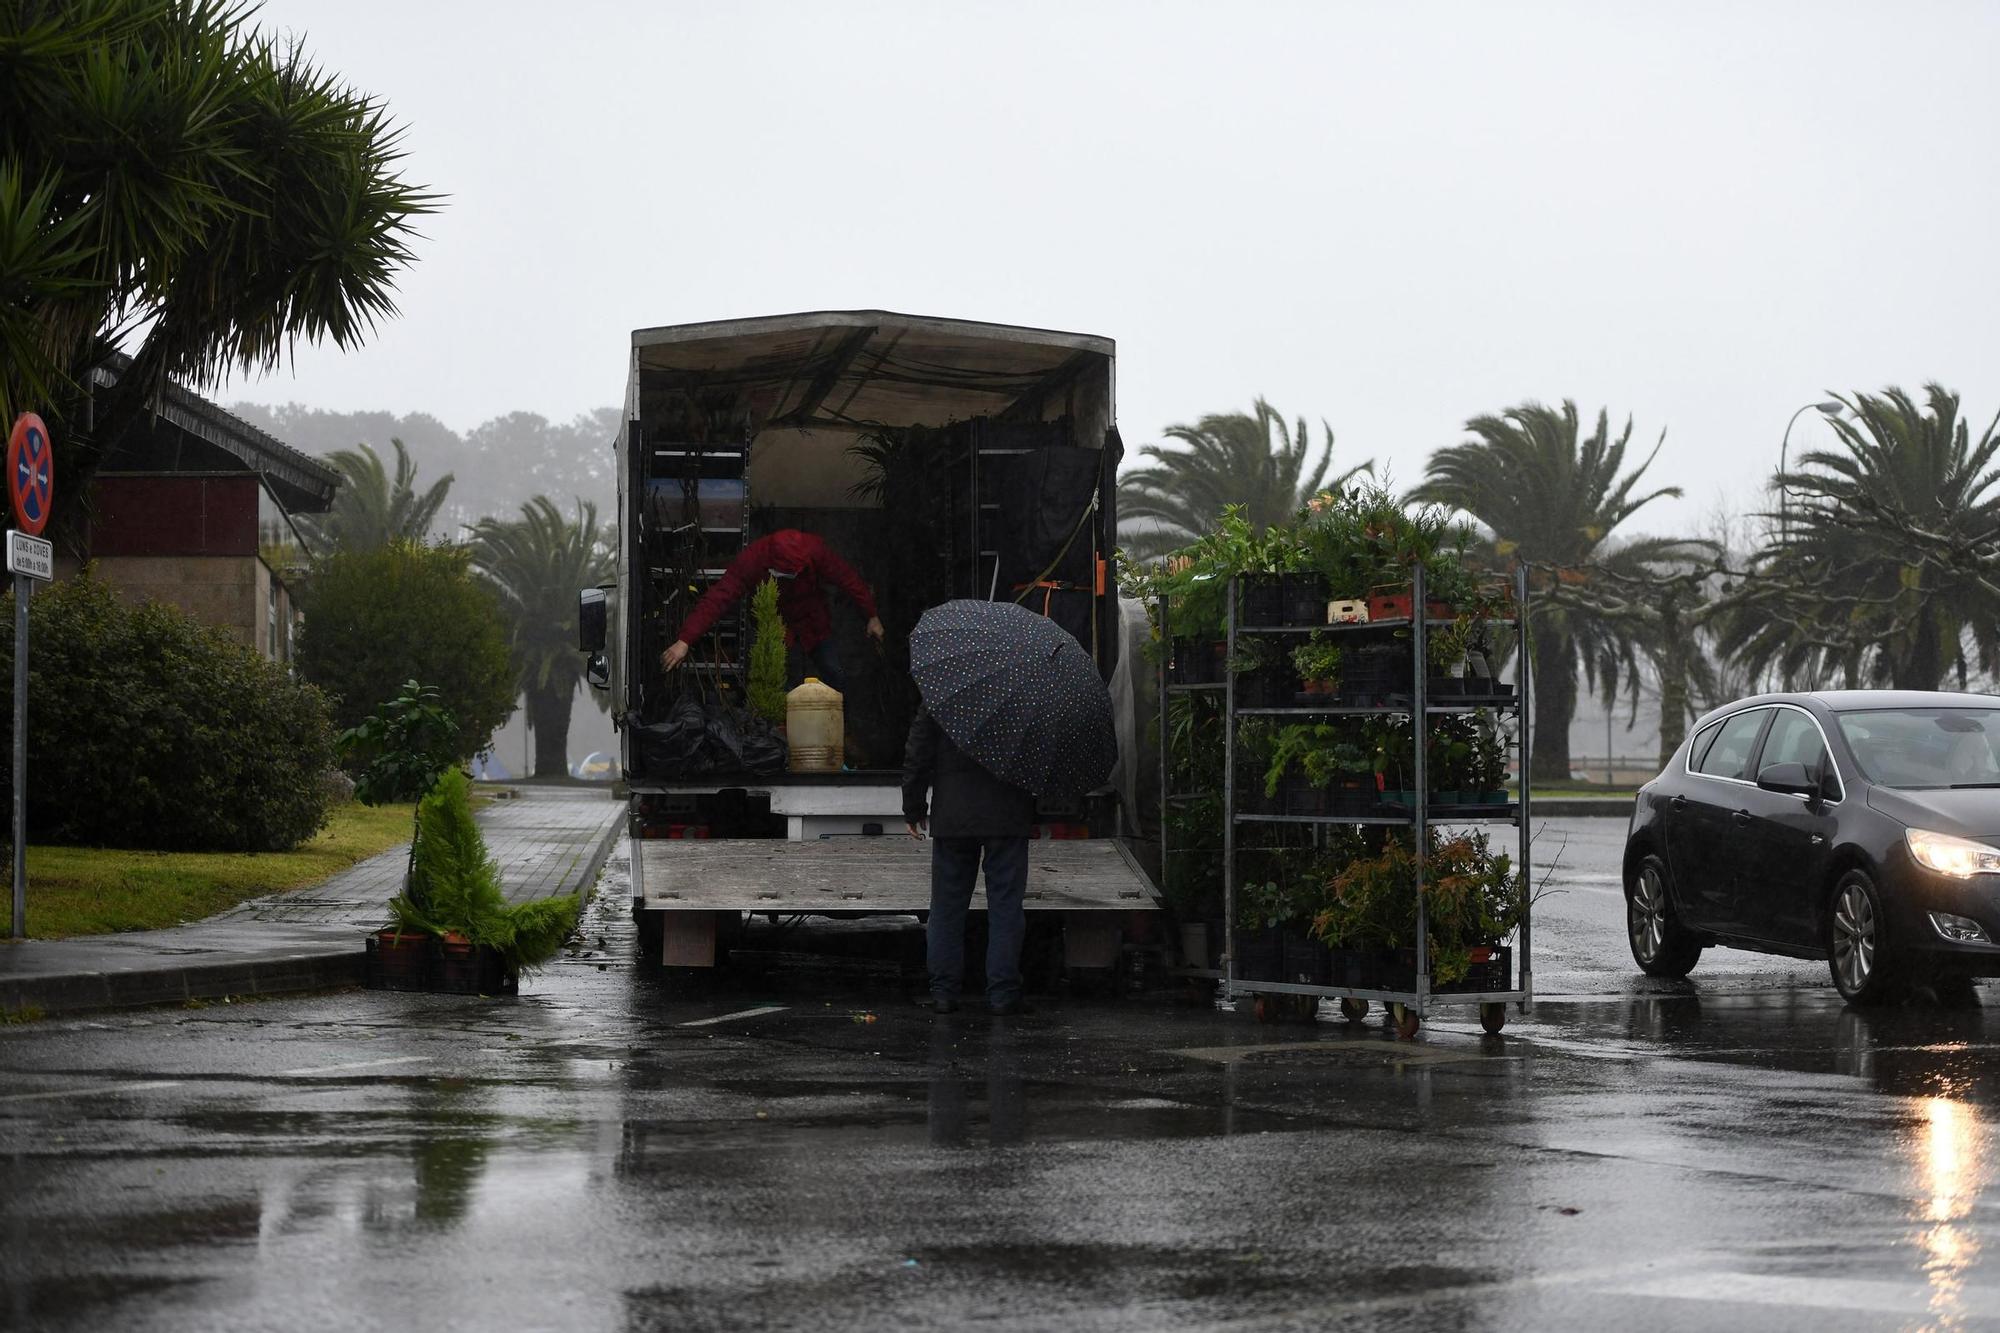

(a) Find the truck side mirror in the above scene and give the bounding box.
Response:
[578,587,607,653]
[586,652,610,691]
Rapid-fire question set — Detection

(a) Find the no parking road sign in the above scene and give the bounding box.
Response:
[8,412,52,537]
[6,411,51,939]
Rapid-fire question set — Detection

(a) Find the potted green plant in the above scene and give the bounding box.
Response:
[1233,878,1300,982]
[1313,829,1524,991]
[1161,809,1224,969]
[1470,714,1514,803]
[1364,715,1415,811]
[1426,618,1473,698]
[1229,635,1293,708]
[1166,693,1227,794]
[1290,636,1344,699]
[747,577,788,726]
[387,767,584,993]
[1428,714,1474,806]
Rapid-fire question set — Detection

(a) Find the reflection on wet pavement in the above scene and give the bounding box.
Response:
[1914,1093,1986,1329]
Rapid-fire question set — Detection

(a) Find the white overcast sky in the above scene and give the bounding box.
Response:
[234,0,2000,534]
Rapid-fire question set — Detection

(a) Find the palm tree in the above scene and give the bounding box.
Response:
[470,497,615,778]
[1119,398,1371,559]
[1412,401,1700,782]
[305,440,454,552]
[1714,385,2000,691]
[1,1,434,526]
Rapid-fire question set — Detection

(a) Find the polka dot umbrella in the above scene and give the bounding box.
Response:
[909,599,1118,798]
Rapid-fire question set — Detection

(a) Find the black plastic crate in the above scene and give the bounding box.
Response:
[1238,668,1297,708]
[1361,944,1512,995]
[364,931,431,992]
[1281,931,1332,986]
[1170,638,1227,685]
[1240,575,1287,627]
[434,939,518,997]
[1232,929,1285,982]
[1280,573,1330,626]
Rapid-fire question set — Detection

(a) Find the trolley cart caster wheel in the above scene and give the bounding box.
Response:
[1339,998,1369,1023]
[1479,1003,1507,1034]
[1254,996,1277,1024]
[1288,995,1319,1022]
[1391,1003,1421,1040]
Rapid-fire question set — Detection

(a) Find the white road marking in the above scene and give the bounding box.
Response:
[0,1079,183,1105]
[679,1005,788,1028]
[273,1056,431,1077]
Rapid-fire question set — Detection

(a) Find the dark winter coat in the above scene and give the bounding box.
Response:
[901,709,1037,839]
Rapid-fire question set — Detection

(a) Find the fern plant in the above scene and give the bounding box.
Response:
[748,577,789,724]
[388,768,580,972]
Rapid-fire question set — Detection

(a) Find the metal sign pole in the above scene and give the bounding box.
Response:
[5,410,53,941]
[12,571,26,938]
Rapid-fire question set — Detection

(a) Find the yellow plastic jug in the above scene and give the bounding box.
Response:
[786,677,844,772]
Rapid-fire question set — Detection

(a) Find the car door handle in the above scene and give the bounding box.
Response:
[1670,795,1686,810]
[1810,833,1825,846]
[1731,810,1752,826]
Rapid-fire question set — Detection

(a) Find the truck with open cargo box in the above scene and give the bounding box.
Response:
[577,311,1159,971]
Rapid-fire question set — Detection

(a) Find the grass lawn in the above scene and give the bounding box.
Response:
[15,801,418,940]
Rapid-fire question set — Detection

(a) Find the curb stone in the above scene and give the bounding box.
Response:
[0,793,624,1018]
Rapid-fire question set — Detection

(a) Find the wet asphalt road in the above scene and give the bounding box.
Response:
[5,819,2000,1331]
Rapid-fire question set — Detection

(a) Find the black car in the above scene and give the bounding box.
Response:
[1624,690,2000,1003]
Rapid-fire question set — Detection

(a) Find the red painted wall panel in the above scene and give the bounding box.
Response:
[88,476,260,558]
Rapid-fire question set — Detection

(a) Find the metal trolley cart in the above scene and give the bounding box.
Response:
[1210,564,1534,1038]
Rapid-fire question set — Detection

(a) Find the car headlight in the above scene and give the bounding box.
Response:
[1905,828,2000,877]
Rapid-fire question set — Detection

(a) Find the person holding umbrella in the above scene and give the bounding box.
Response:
[902,600,1119,1016]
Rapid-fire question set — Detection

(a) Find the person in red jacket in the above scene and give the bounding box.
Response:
[660,529,884,691]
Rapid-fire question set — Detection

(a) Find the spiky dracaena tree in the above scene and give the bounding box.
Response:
[0,0,436,530]
[1412,401,1701,782]
[304,439,454,551]
[1714,385,2000,691]
[470,496,615,778]
[1119,398,1372,559]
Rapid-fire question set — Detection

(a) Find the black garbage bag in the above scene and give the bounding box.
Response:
[705,702,788,776]
[634,697,788,778]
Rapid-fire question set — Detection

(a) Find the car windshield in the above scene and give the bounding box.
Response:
[1836,708,2000,789]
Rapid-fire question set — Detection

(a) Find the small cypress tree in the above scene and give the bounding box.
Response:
[748,577,788,723]
[389,768,580,972]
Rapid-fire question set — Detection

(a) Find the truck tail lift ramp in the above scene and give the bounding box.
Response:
[635,836,1152,967]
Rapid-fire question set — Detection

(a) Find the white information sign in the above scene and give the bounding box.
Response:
[7,531,52,582]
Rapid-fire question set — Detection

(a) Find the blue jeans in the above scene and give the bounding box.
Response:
[927,836,1029,1007]
[788,639,846,693]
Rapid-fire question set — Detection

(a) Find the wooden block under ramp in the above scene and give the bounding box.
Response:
[1063,914,1122,969]
[662,911,717,967]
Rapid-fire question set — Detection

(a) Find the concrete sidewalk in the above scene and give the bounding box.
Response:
[0,785,625,1016]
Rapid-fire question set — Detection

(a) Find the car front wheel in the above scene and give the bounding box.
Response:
[1829,869,1902,1005]
[1626,853,1704,978]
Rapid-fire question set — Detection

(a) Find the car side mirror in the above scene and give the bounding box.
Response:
[578,587,607,653]
[1756,761,1817,797]
[586,652,610,691]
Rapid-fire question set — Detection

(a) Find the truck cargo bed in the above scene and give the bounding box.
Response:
[635,837,1157,912]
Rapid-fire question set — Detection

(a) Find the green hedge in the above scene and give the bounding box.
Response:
[0,572,336,852]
